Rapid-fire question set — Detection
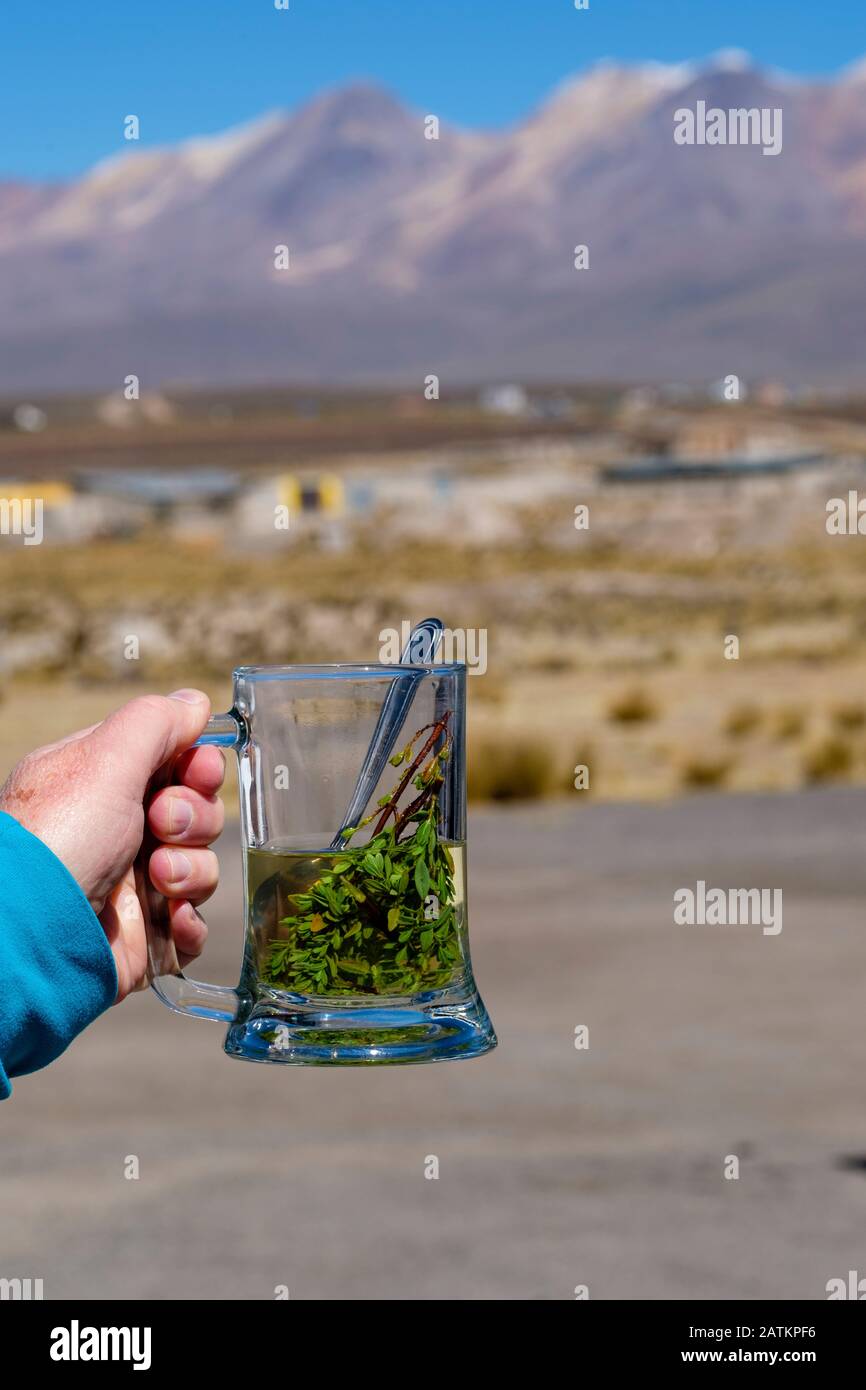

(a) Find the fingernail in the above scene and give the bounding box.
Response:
[169,798,194,835]
[168,688,204,704]
[164,850,192,883]
[187,905,208,939]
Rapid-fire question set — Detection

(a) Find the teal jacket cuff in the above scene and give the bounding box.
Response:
[0,811,118,1098]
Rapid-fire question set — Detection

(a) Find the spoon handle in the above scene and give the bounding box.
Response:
[330,618,444,849]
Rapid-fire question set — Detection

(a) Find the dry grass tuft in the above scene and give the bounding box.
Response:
[803,736,854,784]
[831,703,866,732]
[468,735,556,803]
[724,703,762,738]
[772,706,807,741]
[607,687,657,725]
[680,755,733,791]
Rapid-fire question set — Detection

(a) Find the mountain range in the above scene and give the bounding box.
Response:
[2,52,866,394]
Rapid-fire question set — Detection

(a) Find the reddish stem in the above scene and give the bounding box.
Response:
[373,711,452,835]
[393,776,444,840]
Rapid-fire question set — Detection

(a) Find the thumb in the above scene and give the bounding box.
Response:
[93,690,212,796]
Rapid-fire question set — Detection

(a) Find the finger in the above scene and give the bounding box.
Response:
[94,690,212,794]
[149,846,219,903]
[169,899,209,968]
[172,744,226,797]
[147,786,224,846]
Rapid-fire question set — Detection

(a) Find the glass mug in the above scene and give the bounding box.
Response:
[138,664,496,1065]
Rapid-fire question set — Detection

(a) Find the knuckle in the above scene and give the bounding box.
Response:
[126,694,172,724]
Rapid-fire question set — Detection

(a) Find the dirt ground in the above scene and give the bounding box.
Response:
[2,788,865,1300]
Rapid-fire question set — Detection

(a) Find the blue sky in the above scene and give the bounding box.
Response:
[0,0,861,179]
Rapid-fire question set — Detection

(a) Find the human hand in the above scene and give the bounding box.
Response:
[0,691,224,1003]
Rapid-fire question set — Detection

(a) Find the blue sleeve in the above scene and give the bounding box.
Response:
[0,811,118,1098]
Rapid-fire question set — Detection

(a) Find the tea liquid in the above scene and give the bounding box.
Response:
[245,841,468,999]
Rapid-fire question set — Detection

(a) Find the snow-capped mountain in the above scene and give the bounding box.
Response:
[1,55,865,392]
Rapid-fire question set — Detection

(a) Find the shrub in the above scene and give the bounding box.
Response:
[468,736,556,802]
[831,703,866,732]
[680,756,733,790]
[803,736,854,783]
[773,706,807,741]
[607,687,657,725]
[723,703,762,738]
[562,747,596,795]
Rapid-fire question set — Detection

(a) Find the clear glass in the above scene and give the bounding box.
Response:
[140,664,496,1065]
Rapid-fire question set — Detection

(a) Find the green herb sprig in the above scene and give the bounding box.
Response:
[262,713,461,997]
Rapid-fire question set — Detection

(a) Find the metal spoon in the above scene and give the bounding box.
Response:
[330,617,444,848]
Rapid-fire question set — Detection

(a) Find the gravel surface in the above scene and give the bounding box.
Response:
[2,788,866,1301]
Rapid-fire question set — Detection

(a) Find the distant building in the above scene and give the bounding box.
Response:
[531,394,574,420]
[673,419,805,462]
[617,387,658,417]
[12,403,48,432]
[74,468,239,511]
[231,472,347,550]
[673,419,752,460]
[0,477,141,543]
[708,377,749,404]
[0,478,71,510]
[753,380,792,408]
[96,392,177,428]
[479,384,529,417]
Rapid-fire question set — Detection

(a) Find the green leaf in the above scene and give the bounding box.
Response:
[414,858,430,900]
[337,957,368,976]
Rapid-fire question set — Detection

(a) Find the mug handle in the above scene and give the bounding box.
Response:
[136,710,244,1022]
